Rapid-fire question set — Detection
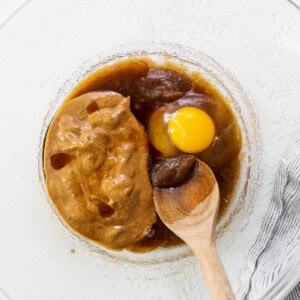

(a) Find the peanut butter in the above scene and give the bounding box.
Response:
[44,91,156,250]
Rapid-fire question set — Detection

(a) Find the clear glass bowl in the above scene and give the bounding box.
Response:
[33,43,265,300]
[38,43,262,267]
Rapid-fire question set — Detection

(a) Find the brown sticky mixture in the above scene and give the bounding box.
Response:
[44,57,242,252]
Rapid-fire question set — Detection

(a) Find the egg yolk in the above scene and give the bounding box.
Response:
[168,107,215,153]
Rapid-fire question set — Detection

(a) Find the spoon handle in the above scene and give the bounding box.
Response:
[192,241,235,300]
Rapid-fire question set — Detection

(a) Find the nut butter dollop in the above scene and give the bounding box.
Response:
[44,91,156,250]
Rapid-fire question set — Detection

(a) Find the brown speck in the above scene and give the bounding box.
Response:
[70,249,76,254]
[98,201,115,218]
[50,153,72,170]
[87,101,99,114]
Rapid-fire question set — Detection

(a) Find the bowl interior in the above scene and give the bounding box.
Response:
[38,43,262,275]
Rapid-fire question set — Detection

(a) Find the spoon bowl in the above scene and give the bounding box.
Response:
[154,159,235,300]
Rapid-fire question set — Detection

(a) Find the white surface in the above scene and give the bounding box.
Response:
[0,0,29,28]
[0,1,299,299]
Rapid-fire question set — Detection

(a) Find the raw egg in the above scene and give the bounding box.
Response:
[168,107,215,153]
[148,104,215,156]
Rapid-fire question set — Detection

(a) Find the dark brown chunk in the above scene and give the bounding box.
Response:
[130,68,193,123]
[87,101,99,114]
[133,68,192,102]
[151,155,196,188]
[98,201,115,218]
[50,153,72,170]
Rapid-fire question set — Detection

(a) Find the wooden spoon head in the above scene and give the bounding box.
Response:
[154,159,220,244]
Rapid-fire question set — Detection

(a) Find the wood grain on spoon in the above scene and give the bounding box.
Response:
[154,159,235,300]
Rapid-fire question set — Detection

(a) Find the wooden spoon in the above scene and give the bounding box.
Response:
[153,159,235,300]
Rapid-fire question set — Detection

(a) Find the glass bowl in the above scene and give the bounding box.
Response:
[38,43,262,268]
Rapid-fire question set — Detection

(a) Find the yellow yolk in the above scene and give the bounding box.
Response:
[168,107,215,153]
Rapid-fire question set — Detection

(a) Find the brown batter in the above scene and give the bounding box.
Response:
[44,57,242,252]
[44,92,156,250]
